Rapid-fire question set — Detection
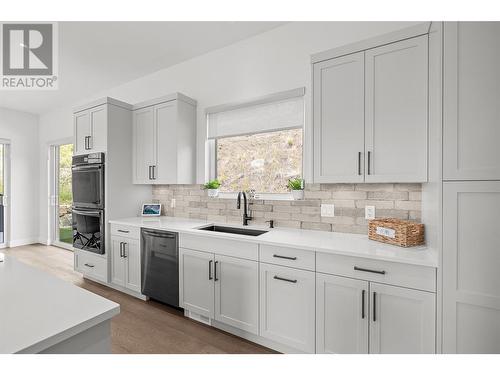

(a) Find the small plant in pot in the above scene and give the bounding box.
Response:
[288,178,305,200]
[203,179,221,198]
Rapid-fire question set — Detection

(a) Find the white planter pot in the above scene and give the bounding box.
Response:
[291,190,304,200]
[207,189,219,198]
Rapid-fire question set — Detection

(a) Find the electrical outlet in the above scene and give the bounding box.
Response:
[365,205,375,220]
[171,198,176,208]
[321,204,335,217]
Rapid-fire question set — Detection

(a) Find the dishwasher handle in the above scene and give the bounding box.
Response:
[142,230,177,239]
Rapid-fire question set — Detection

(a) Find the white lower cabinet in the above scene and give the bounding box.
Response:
[260,263,316,353]
[110,235,141,293]
[179,248,215,318]
[74,249,107,283]
[316,273,369,354]
[214,255,259,335]
[369,283,435,354]
[178,237,437,354]
[316,274,436,354]
[179,248,259,334]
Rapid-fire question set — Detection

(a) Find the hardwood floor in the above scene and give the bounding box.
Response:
[2,244,275,354]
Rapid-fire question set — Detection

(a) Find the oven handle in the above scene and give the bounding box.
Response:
[72,208,102,216]
[72,164,103,171]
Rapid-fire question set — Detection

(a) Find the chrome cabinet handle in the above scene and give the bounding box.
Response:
[361,290,366,319]
[122,243,127,258]
[214,261,219,281]
[87,136,92,149]
[354,266,386,275]
[373,292,377,322]
[273,275,297,283]
[152,165,156,180]
[208,260,213,280]
[119,242,124,257]
[358,151,362,175]
[117,229,130,233]
[273,254,297,261]
[84,263,94,268]
[148,166,152,180]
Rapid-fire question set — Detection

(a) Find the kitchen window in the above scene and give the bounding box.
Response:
[207,88,305,198]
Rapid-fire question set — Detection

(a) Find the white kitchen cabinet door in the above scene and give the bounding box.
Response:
[179,248,215,319]
[443,181,500,353]
[365,35,428,183]
[110,237,126,286]
[443,22,500,180]
[74,110,90,156]
[316,273,369,354]
[133,106,156,184]
[123,238,141,293]
[313,52,365,183]
[369,283,435,354]
[214,255,259,335]
[154,102,178,184]
[88,105,107,153]
[260,263,315,353]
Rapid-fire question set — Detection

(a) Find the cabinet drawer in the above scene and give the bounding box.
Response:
[260,244,315,271]
[316,253,436,292]
[110,224,140,239]
[74,250,107,283]
[180,234,258,261]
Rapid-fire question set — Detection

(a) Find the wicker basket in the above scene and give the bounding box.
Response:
[368,218,425,247]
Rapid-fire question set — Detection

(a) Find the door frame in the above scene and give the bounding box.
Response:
[48,137,74,251]
[0,139,11,249]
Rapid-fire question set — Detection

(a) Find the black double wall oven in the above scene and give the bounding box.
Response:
[72,153,105,254]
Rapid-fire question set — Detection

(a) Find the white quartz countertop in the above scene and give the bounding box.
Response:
[109,217,438,268]
[0,255,120,354]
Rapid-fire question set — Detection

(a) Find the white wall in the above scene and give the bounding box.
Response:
[0,107,39,246]
[38,21,420,241]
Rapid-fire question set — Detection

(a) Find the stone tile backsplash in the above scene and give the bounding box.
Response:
[152,183,422,234]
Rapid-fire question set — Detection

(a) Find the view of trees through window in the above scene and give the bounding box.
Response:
[216,128,302,193]
[58,144,73,244]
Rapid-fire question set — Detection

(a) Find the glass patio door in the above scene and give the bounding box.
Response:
[53,143,74,249]
[0,141,10,247]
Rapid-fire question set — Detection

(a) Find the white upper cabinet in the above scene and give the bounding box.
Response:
[316,273,369,354]
[313,34,429,183]
[133,107,156,184]
[443,22,500,180]
[369,283,435,354]
[132,94,197,185]
[364,35,428,182]
[443,181,500,353]
[313,52,365,182]
[74,104,107,156]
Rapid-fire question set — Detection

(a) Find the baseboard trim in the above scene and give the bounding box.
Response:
[8,238,39,247]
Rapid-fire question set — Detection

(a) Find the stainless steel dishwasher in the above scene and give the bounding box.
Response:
[141,228,179,308]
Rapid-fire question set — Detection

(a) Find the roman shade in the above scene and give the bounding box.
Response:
[207,87,305,139]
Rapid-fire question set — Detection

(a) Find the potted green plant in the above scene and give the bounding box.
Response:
[203,179,221,198]
[288,178,305,200]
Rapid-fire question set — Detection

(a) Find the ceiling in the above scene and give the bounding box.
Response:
[0,22,285,115]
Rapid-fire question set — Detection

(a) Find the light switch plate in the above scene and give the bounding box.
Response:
[365,205,375,220]
[321,204,335,217]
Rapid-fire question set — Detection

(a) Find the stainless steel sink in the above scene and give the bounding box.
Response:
[197,225,268,237]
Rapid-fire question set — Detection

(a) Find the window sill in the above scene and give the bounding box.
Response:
[217,192,294,201]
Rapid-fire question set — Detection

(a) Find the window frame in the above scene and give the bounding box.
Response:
[210,127,303,200]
